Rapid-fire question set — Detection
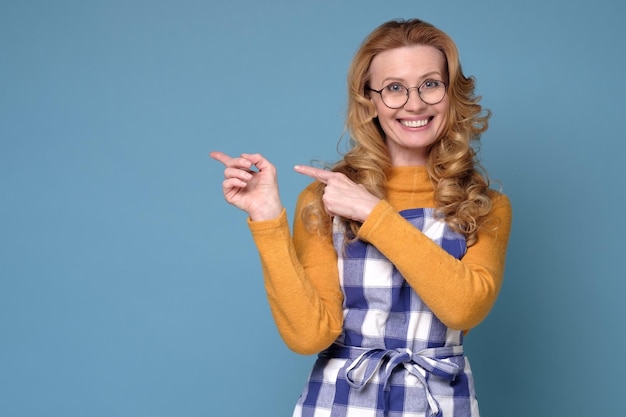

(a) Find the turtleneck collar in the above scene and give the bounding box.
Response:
[385,166,436,210]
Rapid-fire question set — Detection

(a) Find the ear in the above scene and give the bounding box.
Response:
[364,86,378,118]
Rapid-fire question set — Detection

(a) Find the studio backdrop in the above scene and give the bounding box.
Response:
[1,1,624,416]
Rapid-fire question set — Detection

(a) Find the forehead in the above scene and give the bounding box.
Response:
[369,45,446,82]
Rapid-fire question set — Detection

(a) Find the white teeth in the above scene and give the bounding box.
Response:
[400,119,429,128]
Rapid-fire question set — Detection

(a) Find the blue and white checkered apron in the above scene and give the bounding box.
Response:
[292,208,481,417]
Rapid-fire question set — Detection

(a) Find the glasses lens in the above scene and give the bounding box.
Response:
[381,85,408,109]
[419,81,446,105]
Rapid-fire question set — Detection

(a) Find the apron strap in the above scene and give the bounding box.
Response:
[320,343,465,417]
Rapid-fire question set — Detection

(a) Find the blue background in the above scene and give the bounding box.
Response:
[2,0,625,416]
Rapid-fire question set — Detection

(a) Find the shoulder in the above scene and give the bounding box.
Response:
[487,188,512,212]
[296,180,324,206]
[485,188,512,230]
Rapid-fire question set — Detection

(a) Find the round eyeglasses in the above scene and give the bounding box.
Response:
[368,79,448,108]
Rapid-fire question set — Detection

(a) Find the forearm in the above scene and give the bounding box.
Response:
[249,209,343,355]
[358,194,512,330]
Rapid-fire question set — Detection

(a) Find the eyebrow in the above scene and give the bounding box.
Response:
[380,71,444,86]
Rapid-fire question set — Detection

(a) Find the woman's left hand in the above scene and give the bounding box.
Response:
[294,165,381,222]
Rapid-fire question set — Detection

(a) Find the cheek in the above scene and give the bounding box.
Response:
[375,104,397,122]
[377,111,396,134]
[438,102,451,126]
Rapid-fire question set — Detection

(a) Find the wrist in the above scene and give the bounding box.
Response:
[249,203,284,222]
[358,198,381,222]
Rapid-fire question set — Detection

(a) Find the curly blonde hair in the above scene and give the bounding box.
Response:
[304,18,492,246]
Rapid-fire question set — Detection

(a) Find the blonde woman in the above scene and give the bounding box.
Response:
[211,18,512,417]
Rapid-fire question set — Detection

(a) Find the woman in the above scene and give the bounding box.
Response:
[211,18,512,417]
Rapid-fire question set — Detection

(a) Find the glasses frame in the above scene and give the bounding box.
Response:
[368,80,448,109]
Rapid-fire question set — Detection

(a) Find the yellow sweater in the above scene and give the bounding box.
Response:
[248,166,512,355]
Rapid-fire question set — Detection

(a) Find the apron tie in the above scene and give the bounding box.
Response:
[320,343,465,417]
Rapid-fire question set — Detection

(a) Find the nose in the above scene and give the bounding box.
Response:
[403,87,426,111]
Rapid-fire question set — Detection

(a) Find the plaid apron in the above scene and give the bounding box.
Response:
[292,208,481,417]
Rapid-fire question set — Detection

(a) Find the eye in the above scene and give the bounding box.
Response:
[422,79,444,89]
[384,83,406,94]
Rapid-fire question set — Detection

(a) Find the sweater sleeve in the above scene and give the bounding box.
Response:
[247,183,344,355]
[357,191,512,330]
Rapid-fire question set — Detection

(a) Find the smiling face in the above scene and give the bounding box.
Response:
[368,45,449,166]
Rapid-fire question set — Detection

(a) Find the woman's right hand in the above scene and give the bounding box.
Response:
[209,151,284,221]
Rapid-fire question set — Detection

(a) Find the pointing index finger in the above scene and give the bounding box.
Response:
[209,151,232,165]
[294,165,332,184]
